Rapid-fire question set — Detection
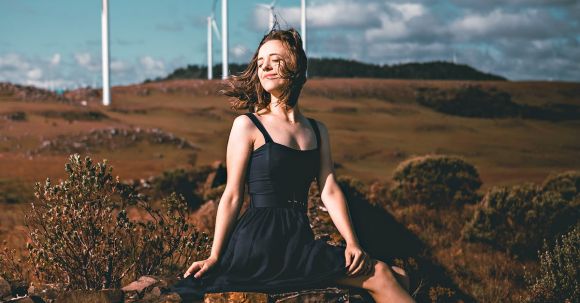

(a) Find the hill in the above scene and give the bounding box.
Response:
[145,58,506,83]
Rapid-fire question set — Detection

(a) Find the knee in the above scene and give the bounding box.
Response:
[375,262,410,290]
[390,266,410,291]
[374,261,397,284]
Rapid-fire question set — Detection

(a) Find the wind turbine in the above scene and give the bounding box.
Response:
[207,0,221,80]
[221,0,229,79]
[257,0,277,30]
[101,0,111,106]
[301,0,307,77]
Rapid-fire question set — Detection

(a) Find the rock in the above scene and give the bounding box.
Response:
[27,282,62,302]
[3,296,36,303]
[203,287,372,303]
[156,292,182,303]
[55,289,124,303]
[122,276,170,300]
[1,276,11,299]
[204,292,268,303]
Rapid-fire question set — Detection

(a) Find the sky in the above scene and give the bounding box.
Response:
[1,0,579,89]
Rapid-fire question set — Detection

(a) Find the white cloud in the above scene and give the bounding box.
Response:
[111,60,129,72]
[74,52,92,66]
[140,56,165,71]
[231,44,250,60]
[50,53,61,66]
[450,8,571,41]
[391,3,426,21]
[255,1,383,30]
[26,68,43,80]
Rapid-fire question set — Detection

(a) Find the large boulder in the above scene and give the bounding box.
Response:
[0,276,11,299]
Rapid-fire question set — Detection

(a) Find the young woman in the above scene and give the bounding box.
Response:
[172,28,415,303]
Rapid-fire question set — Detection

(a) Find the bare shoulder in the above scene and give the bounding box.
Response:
[230,114,255,142]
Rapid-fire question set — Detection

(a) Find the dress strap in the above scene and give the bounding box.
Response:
[307,118,321,150]
[245,113,273,143]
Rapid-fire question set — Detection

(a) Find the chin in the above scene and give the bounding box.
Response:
[261,82,284,94]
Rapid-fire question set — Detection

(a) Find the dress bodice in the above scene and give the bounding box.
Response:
[244,112,321,209]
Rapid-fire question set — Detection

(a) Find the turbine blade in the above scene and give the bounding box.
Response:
[271,0,277,7]
[211,0,218,14]
[256,3,270,9]
[212,20,221,40]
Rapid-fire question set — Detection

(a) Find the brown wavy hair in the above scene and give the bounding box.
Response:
[222,27,307,113]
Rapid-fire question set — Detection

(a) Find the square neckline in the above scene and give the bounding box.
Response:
[249,113,319,153]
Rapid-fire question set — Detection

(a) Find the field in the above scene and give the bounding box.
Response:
[1,78,579,302]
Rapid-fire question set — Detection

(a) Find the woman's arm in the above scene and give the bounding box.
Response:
[315,121,360,246]
[208,115,254,260]
[315,120,372,277]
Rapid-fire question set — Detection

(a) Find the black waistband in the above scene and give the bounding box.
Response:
[250,193,308,209]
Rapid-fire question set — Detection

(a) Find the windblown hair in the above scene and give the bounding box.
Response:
[222,27,307,113]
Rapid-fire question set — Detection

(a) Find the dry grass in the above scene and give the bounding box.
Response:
[1,78,579,300]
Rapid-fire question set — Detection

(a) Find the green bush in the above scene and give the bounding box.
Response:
[542,170,580,201]
[152,166,214,209]
[336,175,367,202]
[524,226,579,302]
[390,154,482,207]
[462,183,579,259]
[24,154,211,290]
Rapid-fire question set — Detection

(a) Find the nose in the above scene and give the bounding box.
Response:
[261,58,272,71]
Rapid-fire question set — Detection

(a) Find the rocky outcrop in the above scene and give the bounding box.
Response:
[204,287,371,303]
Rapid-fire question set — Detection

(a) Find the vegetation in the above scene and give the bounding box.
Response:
[144,59,506,83]
[417,85,580,121]
[462,181,579,259]
[523,226,579,302]
[390,154,482,208]
[21,154,211,290]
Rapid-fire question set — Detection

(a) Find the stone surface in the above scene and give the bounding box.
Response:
[27,282,62,302]
[3,296,36,303]
[0,276,11,299]
[203,288,372,303]
[55,289,124,303]
[204,292,268,303]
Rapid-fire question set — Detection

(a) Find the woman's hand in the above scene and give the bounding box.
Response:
[344,243,373,277]
[183,256,219,279]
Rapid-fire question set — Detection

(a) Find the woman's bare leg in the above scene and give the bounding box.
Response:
[335,259,415,303]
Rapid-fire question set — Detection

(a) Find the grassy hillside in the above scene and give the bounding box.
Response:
[1,78,579,301]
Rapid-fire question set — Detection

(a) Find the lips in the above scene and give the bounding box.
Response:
[264,74,278,80]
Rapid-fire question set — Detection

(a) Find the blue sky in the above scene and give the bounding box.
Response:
[1,0,579,89]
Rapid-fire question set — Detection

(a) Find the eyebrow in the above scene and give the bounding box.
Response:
[257,53,281,61]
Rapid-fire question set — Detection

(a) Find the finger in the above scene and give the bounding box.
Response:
[351,257,366,276]
[347,253,362,274]
[344,251,352,268]
[183,262,201,278]
[193,263,206,279]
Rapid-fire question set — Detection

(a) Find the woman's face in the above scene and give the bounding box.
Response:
[257,40,289,97]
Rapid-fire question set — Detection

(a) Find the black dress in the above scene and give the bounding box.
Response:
[171,113,348,300]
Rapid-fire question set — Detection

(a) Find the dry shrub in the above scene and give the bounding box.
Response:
[523,226,579,303]
[336,175,367,202]
[462,182,579,259]
[152,165,216,210]
[23,154,210,290]
[390,154,482,208]
[542,170,580,201]
[0,245,30,288]
[428,286,457,303]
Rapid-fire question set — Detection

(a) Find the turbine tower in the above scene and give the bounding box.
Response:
[221,0,229,79]
[258,0,277,30]
[207,0,221,80]
[301,0,307,77]
[301,0,306,54]
[101,0,111,106]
